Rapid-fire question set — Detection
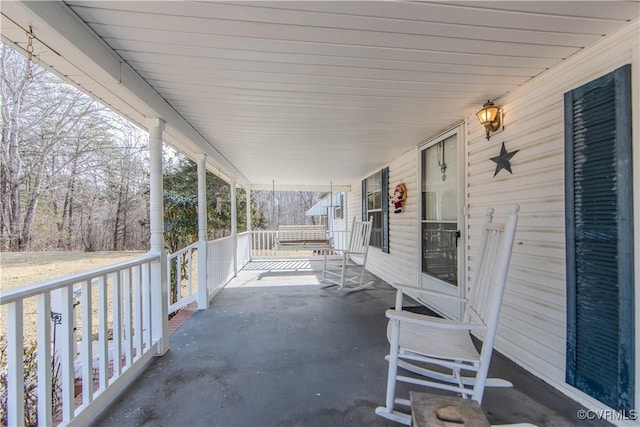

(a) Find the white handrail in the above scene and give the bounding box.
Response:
[207,235,236,299]
[1,252,162,426]
[167,242,199,314]
[1,253,160,304]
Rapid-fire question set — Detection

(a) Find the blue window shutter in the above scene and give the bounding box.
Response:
[381,167,390,253]
[564,64,635,412]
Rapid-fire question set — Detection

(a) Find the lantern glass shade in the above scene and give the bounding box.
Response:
[476,100,502,140]
[476,102,499,125]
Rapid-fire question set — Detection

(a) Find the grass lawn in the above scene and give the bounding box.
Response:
[1,251,144,342]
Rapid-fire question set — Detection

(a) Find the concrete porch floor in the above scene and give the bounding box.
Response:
[87,261,610,427]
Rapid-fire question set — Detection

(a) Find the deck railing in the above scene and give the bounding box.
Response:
[167,243,198,315]
[1,229,347,425]
[251,230,278,257]
[206,235,236,299]
[1,253,162,426]
[165,231,254,313]
[236,231,251,270]
[250,229,349,258]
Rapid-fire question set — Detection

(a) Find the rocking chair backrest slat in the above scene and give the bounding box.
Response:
[473,227,502,320]
[465,205,519,328]
[347,217,373,255]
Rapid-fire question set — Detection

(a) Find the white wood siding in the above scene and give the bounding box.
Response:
[347,148,420,288]
[354,20,639,422]
[465,21,639,418]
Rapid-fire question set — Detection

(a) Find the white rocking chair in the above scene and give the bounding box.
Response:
[375,205,520,425]
[322,217,374,292]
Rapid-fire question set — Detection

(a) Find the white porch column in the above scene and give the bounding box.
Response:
[147,117,169,355]
[246,187,252,232]
[230,178,238,276]
[244,186,252,263]
[343,192,349,232]
[197,154,209,309]
[230,178,237,236]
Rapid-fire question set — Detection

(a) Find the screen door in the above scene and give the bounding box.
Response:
[420,129,464,319]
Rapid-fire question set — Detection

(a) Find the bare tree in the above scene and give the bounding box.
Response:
[1,44,45,250]
[252,190,320,228]
[108,124,148,250]
[1,43,150,252]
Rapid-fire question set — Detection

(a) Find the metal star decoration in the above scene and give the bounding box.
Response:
[490,142,518,177]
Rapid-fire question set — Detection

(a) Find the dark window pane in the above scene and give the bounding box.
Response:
[369,211,382,248]
[422,222,457,285]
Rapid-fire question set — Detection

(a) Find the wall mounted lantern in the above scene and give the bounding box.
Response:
[476,100,502,140]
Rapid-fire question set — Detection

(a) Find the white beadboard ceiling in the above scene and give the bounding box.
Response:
[2,1,639,189]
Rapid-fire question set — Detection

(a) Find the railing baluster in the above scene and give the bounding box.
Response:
[123,268,133,366]
[81,279,93,404]
[210,241,215,293]
[7,300,25,427]
[143,262,152,348]
[264,232,268,256]
[166,256,172,307]
[187,248,194,297]
[37,292,52,426]
[133,264,143,359]
[256,232,261,256]
[60,285,75,422]
[112,271,122,378]
[176,253,182,303]
[98,274,109,390]
[253,232,257,255]
[258,232,262,256]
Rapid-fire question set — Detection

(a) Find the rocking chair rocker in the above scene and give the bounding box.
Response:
[375,205,520,425]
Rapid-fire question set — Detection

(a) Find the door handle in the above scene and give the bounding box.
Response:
[455,230,461,247]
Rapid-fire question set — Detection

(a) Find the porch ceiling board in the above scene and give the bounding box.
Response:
[106,39,548,77]
[97,27,564,69]
[2,1,638,188]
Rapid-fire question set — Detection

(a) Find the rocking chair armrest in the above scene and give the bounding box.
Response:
[385,309,487,332]
[343,251,367,256]
[391,283,467,303]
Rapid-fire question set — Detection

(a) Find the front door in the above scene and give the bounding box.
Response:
[419,128,464,320]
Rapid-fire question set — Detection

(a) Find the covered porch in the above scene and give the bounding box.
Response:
[1,2,639,426]
[86,263,607,427]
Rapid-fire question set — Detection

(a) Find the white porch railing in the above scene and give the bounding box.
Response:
[167,242,198,315]
[1,230,348,425]
[237,231,251,270]
[204,231,250,300]
[206,234,235,299]
[251,230,278,257]
[166,232,251,311]
[250,229,349,258]
[1,253,162,427]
